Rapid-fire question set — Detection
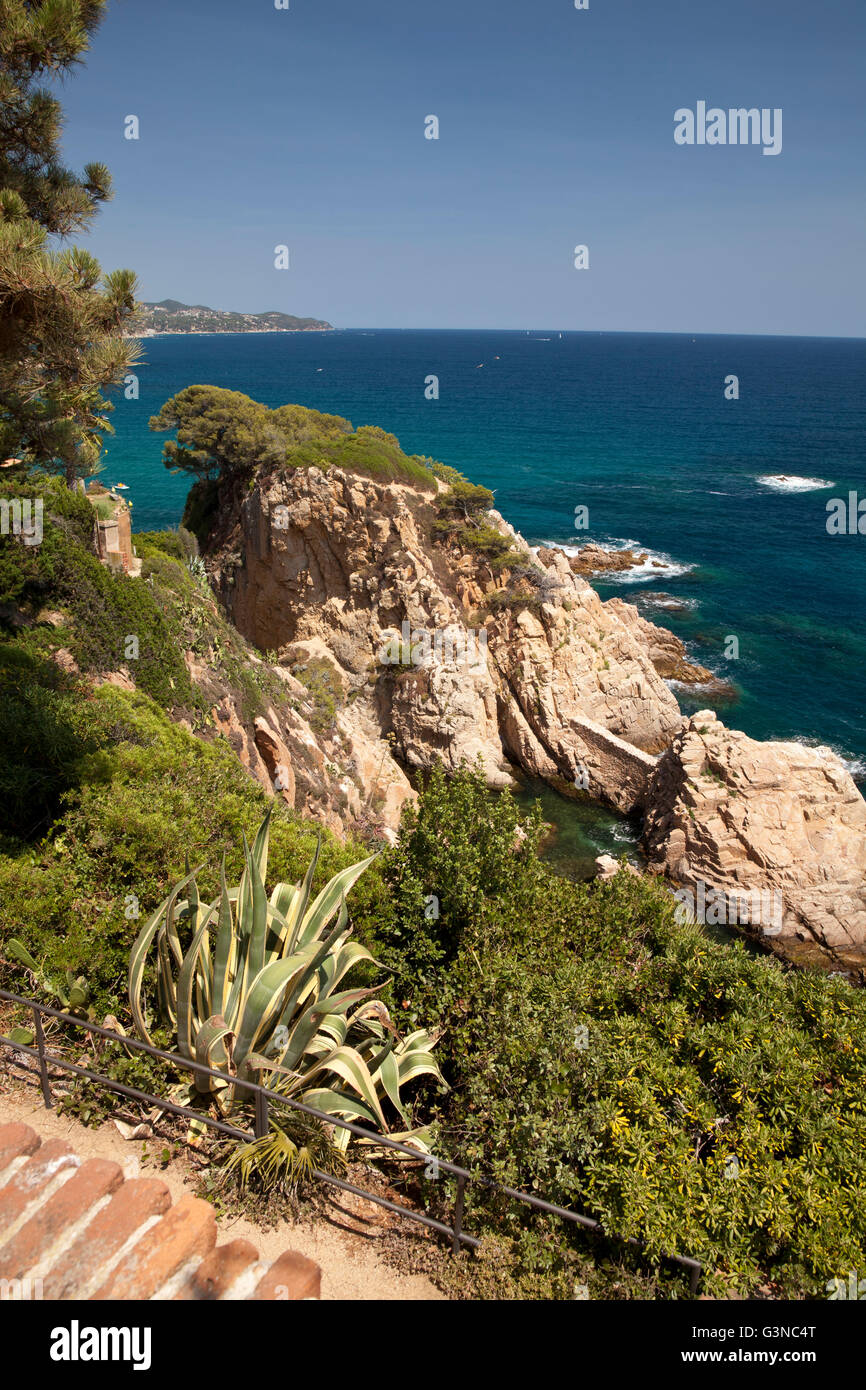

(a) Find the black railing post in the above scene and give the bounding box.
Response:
[31,1005,53,1109]
[254,1085,269,1139]
[0,988,701,1290]
[451,1174,466,1254]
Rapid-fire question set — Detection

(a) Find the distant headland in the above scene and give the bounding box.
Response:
[134,299,333,336]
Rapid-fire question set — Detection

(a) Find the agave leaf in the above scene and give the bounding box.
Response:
[194,928,213,1022]
[270,912,353,1038]
[270,878,298,920]
[211,855,234,1017]
[276,985,380,1074]
[374,1048,410,1125]
[237,811,272,941]
[194,1016,234,1099]
[396,1050,445,1087]
[285,835,322,954]
[354,1126,434,1158]
[300,1045,389,1130]
[128,867,202,1044]
[232,944,323,1068]
[162,887,186,973]
[300,1087,382,1128]
[156,925,177,1029]
[247,834,269,980]
[335,938,378,976]
[312,1014,349,1049]
[296,853,379,950]
[176,904,218,1061]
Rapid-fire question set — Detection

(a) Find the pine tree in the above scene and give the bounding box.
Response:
[0,0,140,485]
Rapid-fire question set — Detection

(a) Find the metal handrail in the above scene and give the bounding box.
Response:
[0,986,703,1292]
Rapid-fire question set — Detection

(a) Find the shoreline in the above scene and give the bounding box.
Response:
[129,327,335,339]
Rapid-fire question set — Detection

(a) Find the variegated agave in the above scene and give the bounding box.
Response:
[128,809,443,1149]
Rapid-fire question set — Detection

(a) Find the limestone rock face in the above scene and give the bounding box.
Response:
[210,467,684,812]
[603,596,737,700]
[644,712,866,962]
[195,466,866,963]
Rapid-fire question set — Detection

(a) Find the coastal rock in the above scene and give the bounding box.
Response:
[189,461,866,964]
[604,597,726,686]
[207,466,684,813]
[594,854,639,881]
[559,542,647,576]
[643,712,866,961]
[638,592,692,614]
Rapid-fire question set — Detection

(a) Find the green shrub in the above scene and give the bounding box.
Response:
[0,476,194,708]
[285,426,437,491]
[0,683,393,1016]
[374,764,866,1299]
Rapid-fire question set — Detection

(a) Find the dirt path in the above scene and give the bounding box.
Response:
[0,1074,444,1301]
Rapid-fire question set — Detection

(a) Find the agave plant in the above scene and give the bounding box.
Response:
[128,809,443,1149]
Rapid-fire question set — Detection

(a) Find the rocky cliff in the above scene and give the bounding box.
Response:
[193,460,866,968]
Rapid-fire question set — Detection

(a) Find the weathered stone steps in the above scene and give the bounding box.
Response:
[0,1121,319,1301]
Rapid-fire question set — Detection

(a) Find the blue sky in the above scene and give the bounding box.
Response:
[56,0,865,334]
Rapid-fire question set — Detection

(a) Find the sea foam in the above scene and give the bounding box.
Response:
[756,474,834,492]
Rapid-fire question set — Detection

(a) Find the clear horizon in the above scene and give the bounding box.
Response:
[57,0,865,337]
[143,321,866,341]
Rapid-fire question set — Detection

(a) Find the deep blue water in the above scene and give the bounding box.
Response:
[105,329,866,779]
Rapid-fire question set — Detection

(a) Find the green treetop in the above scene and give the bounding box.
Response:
[0,0,140,485]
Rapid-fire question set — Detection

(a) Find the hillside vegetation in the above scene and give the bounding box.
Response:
[1,475,865,1300]
[150,386,438,494]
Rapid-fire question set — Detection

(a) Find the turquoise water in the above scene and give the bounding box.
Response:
[106,329,866,791]
[509,777,644,880]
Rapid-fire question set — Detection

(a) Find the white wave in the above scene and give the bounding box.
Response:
[535,537,695,583]
[756,474,834,493]
[609,822,640,845]
[601,553,696,584]
[638,593,697,612]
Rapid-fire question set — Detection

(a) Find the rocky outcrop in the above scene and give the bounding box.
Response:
[208,466,684,814]
[539,542,649,576]
[604,596,736,698]
[194,462,866,964]
[644,712,866,964]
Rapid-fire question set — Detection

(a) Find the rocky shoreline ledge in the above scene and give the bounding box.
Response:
[184,461,866,972]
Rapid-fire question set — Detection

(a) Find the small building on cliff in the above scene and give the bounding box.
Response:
[88,483,141,577]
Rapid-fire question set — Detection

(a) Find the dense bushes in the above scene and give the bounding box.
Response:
[151,386,436,493]
[284,425,437,490]
[0,646,111,840]
[0,682,392,1016]
[0,476,195,707]
[374,765,866,1299]
[431,479,521,570]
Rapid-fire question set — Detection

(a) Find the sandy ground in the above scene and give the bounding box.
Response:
[0,1072,443,1301]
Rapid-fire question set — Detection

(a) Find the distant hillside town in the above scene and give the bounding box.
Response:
[135,299,333,335]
